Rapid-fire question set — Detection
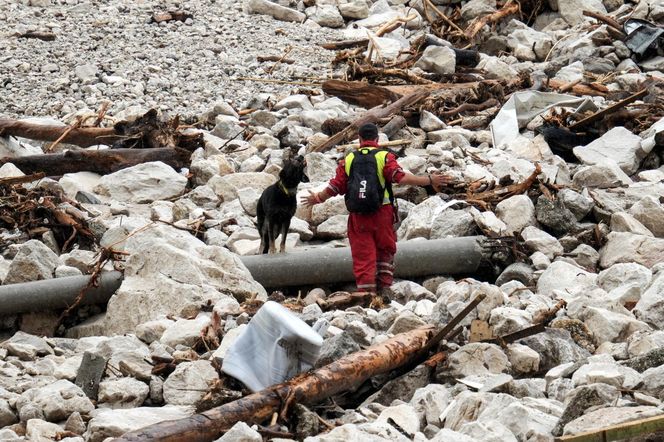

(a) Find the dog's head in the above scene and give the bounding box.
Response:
[280,154,309,187]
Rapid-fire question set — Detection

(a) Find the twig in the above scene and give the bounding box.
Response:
[568,89,648,130]
[422,0,464,33]
[233,77,322,86]
[93,101,111,127]
[45,117,82,153]
[267,46,294,75]
[582,10,624,33]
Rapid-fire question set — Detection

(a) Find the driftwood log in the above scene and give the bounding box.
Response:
[0,148,192,176]
[309,88,430,152]
[0,111,203,151]
[113,295,486,442]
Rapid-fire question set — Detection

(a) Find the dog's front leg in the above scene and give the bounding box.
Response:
[279,220,290,253]
[268,223,278,254]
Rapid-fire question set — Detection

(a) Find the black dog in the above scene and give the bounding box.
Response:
[257,153,308,254]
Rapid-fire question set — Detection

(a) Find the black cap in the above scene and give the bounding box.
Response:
[358,123,379,140]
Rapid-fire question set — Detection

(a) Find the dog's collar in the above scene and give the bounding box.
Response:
[278,180,296,196]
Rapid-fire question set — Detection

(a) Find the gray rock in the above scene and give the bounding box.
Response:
[430,209,476,238]
[521,226,563,259]
[414,46,456,75]
[0,399,17,428]
[629,196,664,238]
[4,331,54,361]
[3,240,59,284]
[160,314,211,349]
[85,406,192,442]
[572,161,632,189]
[420,110,446,131]
[211,115,243,139]
[535,195,577,236]
[461,0,496,20]
[315,332,360,368]
[552,383,620,436]
[364,365,430,406]
[446,343,511,378]
[610,212,654,237]
[573,127,643,175]
[98,377,149,409]
[95,162,187,204]
[305,152,337,183]
[521,328,592,373]
[310,5,344,28]
[215,421,262,441]
[338,0,369,19]
[537,261,597,298]
[600,232,664,269]
[246,0,306,22]
[559,189,594,221]
[634,270,664,328]
[563,406,662,436]
[557,0,607,24]
[316,215,348,239]
[410,384,451,427]
[496,195,537,234]
[17,380,94,422]
[163,360,218,406]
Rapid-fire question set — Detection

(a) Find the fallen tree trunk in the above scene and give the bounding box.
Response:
[113,294,486,442]
[309,88,430,152]
[0,147,192,176]
[0,114,203,151]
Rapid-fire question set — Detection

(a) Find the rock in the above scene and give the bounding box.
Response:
[563,406,662,436]
[571,361,642,389]
[212,324,247,360]
[572,161,632,189]
[215,421,262,441]
[535,195,577,236]
[537,261,597,298]
[507,343,540,374]
[610,212,654,237]
[98,377,149,409]
[557,0,607,25]
[420,110,446,132]
[75,64,98,83]
[461,0,496,20]
[641,365,664,398]
[85,406,192,442]
[446,343,511,378]
[3,239,59,284]
[377,403,422,436]
[634,270,664,328]
[160,314,211,349]
[136,318,174,344]
[0,162,25,178]
[410,384,451,427]
[75,351,107,400]
[26,418,64,441]
[4,331,54,361]
[430,209,476,239]
[364,365,430,407]
[17,380,94,422]
[338,0,369,19]
[0,399,17,428]
[311,5,344,28]
[600,232,664,269]
[552,383,620,436]
[558,189,594,221]
[208,172,276,202]
[211,115,243,139]
[521,328,591,373]
[629,196,664,238]
[315,332,360,368]
[459,420,518,442]
[477,55,519,80]
[315,214,348,239]
[598,263,651,294]
[191,155,235,185]
[274,95,313,112]
[310,195,348,226]
[414,46,456,75]
[506,20,553,60]
[163,360,218,406]
[573,127,643,175]
[490,307,533,335]
[495,195,537,234]
[105,226,265,335]
[95,162,187,204]
[521,226,563,259]
[59,172,102,199]
[471,209,507,236]
[64,411,86,435]
[387,310,427,334]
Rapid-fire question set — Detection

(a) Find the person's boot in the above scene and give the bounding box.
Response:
[377,286,394,305]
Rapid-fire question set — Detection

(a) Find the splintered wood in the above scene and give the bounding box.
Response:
[0,173,95,252]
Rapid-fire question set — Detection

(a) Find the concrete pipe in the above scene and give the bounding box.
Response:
[239,236,485,288]
[0,271,123,316]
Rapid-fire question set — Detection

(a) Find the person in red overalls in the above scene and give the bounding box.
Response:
[302,123,451,296]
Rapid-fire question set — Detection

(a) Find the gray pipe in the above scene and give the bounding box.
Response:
[0,271,123,315]
[240,236,484,288]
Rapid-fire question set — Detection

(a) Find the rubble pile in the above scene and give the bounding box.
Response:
[1,0,664,441]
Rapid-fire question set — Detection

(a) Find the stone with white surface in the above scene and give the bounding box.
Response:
[163,361,218,406]
[414,46,456,75]
[629,196,664,238]
[95,162,187,204]
[573,127,643,175]
[85,406,192,442]
[3,239,59,285]
[521,226,563,259]
[98,377,149,409]
[496,195,537,234]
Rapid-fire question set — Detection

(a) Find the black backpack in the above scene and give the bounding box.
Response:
[345,148,392,214]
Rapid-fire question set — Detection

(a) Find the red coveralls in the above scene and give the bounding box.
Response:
[325,141,405,292]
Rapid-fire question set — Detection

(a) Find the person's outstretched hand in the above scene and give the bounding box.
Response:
[430,172,454,193]
[301,190,320,207]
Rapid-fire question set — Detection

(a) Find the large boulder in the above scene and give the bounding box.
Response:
[105,225,266,335]
[3,240,59,284]
[95,162,187,203]
[537,261,597,298]
[208,172,276,203]
[629,196,664,238]
[634,270,664,328]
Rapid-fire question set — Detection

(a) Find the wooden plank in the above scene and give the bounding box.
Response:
[555,414,664,442]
